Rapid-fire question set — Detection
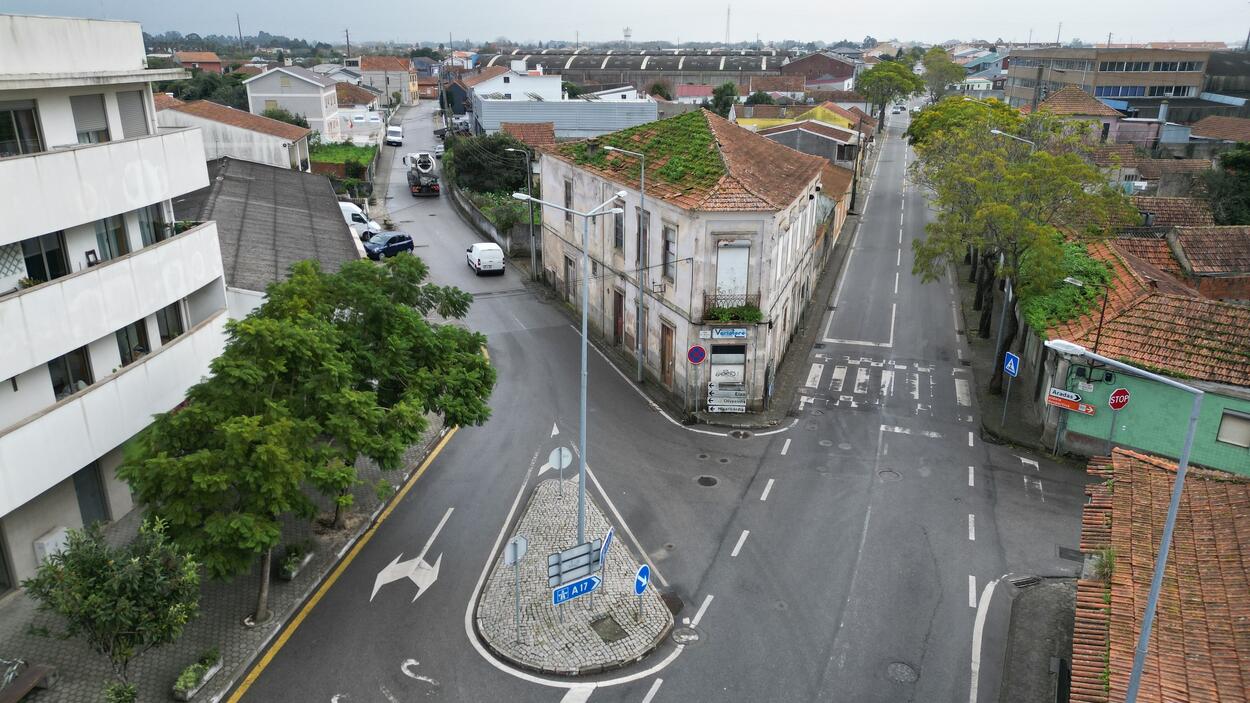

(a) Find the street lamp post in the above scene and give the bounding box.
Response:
[602,145,647,384]
[513,190,627,546]
[504,148,538,281]
[1044,339,1203,703]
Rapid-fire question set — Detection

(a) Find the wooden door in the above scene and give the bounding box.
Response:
[613,291,624,345]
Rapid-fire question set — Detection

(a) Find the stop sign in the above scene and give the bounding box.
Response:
[1108,388,1131,411]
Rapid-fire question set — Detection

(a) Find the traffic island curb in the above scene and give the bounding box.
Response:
[472,478,673,677]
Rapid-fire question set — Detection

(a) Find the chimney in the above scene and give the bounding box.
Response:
[586,138,601,157]
[1157,99,1169,124]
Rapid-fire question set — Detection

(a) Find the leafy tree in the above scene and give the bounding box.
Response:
[921,47,966,102]
[410,47,444,61]
[23,519,199,693]
[857,60,923,130]
[275,49,285,65]
[121,256,494,622]
[563,81,584,98]
[1204,143,1250,224]
[261,107,309,128]
[648,81,673,101]
[711,82,738,117]
[862,35,878,48]
[158,71,249,110]
[745,90,775,106]
[905,94,1021,148]
[445,132,528,193]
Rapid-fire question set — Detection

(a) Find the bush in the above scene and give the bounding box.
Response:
[344,159,367,179]
[447,133,527,193]
[175,663,207,693]
[705,305,764,323]
[260,107,309,128]
[469,191,539,231]
[104,682,137,703]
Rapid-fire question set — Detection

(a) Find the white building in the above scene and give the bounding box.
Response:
[469,61,564,102]
[244,66,341,142]
[0,15,228,587]
[155,95,312,171]
[469,64,658,139]
[540,110,851,411]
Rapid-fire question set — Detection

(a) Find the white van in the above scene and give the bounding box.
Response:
[466,242,505,275]
[340,202,381,240]
[385,125,404,146]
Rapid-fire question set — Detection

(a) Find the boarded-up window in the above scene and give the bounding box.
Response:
[1216,411,1250,449]
[715,240,750,296]
[116,90,149,139]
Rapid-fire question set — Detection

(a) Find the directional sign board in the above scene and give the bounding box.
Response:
[547,539,602,588]
[1046,387,1096,416]
[504,535,527,566]
[552,574,601,606]
[687,345,707,365]
[634,564,650,596]
[1108,387,1131,411]
[1003,352,1020,378]
[708,381,748,413]
[600,527,614,566]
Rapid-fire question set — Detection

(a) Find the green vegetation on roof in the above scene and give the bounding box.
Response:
[309,142,377,165]
[1021,241,1113,335]
[559,111,725,194]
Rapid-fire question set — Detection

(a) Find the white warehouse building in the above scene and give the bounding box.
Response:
[0,15,228,587]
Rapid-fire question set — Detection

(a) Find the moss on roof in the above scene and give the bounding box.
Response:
[557,111,725,196]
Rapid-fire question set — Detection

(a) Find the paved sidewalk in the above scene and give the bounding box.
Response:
[475,478,672,676]
[0,417,444,702]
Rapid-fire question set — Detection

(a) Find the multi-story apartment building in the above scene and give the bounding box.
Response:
[244,66,342,142]
[1005,47,1210,117]
[0,15,228,587]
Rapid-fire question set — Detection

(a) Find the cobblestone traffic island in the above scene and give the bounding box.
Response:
[474,478,673,675]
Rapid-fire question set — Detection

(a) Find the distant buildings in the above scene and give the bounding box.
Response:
[244,65,342,142]
[346,56,418,106]
[173,50,223,74]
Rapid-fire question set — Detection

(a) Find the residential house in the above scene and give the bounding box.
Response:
[448,51,478,69]
[1027,86,1125,143]
[468,61,563,104]
[538,110,850,411]
[730,102,872,136]
[174,157,360,319]
[1073,450,1250,702]
[311,64,364,85]
[416,76,440,101]
[1127,195,1215,230]
[585,85,646,101]
[0,15,228,586]
[155,96,312,171]
[244,65,341,142]
[675,84,714,104]
[737,75,806,102]
[173,50,223,74]
[756,119,860,170]
[1189,115,1250,144]
[806,90,872,113]
[471,71,657,139]
[1117,226,1250,301]
[780,52,856,91]
[411,56,438,77]
[1091,143,1211,195]
[501,122,557,148]
[347,56,417,106]
[336,82,383,145]
[449,65,510,115]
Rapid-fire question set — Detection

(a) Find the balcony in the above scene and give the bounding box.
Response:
[0,222,224,382]
[0,309,227,517]
[0,128,209,245]
[703,292,763,323]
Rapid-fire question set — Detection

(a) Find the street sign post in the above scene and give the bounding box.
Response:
[634,564,650,622]
[505,536,528,643]
[687,345,706,365]
[1107,387,1131,453]
[547,540,603,587]
[552,574,601,606]
[1046,388,1096,416]
[1001,352,1020,426]
[544,446,573,494]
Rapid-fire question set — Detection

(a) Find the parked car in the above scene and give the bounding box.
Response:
[385,125,403,146]
[434,144,445,158]
[366,114,382,124]
[364,232,414,260]
[352,114,366,124]
[466,242,505,275]
[340,202,380,240]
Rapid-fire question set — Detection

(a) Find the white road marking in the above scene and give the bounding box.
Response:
[968,466,975,487]
[371,506,453,602]
[561,685,595,703]
[880,369,894,400]
[799,395,814,410]
[761,478,775,501]
[881,425,943,439]
[894,271,899,294]
[957,347,964,360]
[955,378,971,407]
[970,576,1004,703]
[1018,456,1039,470]
[401,659,439,687]
[551,422,560,437]
[830,366,847,392]
[780,439,791,456]
[830,226,862,310]
[641,679,664,703]
[691,594,714,627]
[968,514,976,541]
[854,367,871,394]
[805,362,824,388]
[1023,476,1046,502]
[951,302,961,333]
[968,575,978,608]
[731,530,750,557]
[754,418,800,436]
[968,431,975,447]
[896,248,902,266]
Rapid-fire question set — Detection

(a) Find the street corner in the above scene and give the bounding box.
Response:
[472,478,674,677]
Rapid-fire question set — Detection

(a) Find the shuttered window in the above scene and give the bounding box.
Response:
[116,90,149,138]
[70,94,110,143]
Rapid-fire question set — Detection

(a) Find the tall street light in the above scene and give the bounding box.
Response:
[1044,339,1204,703]
[602,145,647,384]
[504,147,538,281]
[986,128,1038,382]
[513,189,627,545]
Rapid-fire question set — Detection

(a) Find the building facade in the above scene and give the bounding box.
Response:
[244,66,342,142]
[1005,47,1210,114]
[0,15,229,587]
[155,97,312,171]
[472,94,658,139]
[347,56,418,106]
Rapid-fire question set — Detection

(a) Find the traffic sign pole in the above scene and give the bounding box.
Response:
[1001,376,1012,427]
[1001,352,1020,428]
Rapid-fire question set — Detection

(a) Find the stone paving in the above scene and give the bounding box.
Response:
[476,478,673,676]
[0,417,444,703]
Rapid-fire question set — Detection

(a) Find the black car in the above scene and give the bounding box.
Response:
[364,232,414,260]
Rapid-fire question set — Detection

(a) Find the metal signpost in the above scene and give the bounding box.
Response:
[552,574,601,606]
[548,446,573,494]
[504,536,527,643]
[1001,352,1020,426]
[707,382,748,413]
[634,564,650,623]
[1107,387,1130,453]
[548,539,602,620]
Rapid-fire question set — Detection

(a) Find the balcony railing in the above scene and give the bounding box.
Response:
[703,291,763,323]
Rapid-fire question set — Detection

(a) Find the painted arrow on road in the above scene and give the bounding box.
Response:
[371,507,453,603]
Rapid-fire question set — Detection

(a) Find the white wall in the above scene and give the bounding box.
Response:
[245,71,340,141]
[0,15,146,76]
[0,479,82,584]
[473,72,563,101]
[156,110,301,169]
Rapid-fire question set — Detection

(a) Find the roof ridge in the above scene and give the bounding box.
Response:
[704,108,823,210]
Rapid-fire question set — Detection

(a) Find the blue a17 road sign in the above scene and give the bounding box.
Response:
[552,574,601,606]
[634,565,650,596]
[1003,352,1020,378]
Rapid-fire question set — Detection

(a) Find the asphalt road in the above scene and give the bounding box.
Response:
[230,103,1090,703]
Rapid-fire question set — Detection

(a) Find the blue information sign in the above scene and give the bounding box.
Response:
[1003,352,1020,378]
[634,564,650,596]
[552,574,601,606]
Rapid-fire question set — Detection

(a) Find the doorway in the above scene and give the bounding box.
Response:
[660,323,675,388]
[613,290,624,345]
[73,462,110,527]
[563,256,574,302]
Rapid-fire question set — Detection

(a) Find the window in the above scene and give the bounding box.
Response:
[137,204,168,247]
[155,301,185,345]
[115,319,150,367]
[93,215,129,262]
[280,76,292,88]
[503,76,511,83]
[613,202,625,250]
[115,90,149,139]
[0,100,43,156]
[563,178,573,223]
[265,99,279,111]
[48,346,93,399]
[662,224,677,280]
[1148,86,1193,97]
[1216,411,1250,449]
[504,93,512,99]
[70,94,110,144]
[21,231,69,284]
[636,208,651,265]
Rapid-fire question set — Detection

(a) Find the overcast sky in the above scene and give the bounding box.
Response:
[5,0,1247,47]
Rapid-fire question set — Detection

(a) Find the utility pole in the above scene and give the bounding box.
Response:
[236,14,244,51]
[1055,22,1062,46]
[345,29,351,61]
[725,5,731,46]
[1106,32,1113,48]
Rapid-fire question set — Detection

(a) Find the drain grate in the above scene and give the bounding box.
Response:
[730,430,752,439]
[590,614,629,643]
[814,343,825,349]
[1010,575,1041,589]
[697,475,718,487]
[697,453,710,460]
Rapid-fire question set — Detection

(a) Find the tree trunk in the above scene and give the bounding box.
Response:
[964,245,973,266]
[254,548,273,624]
[333,492,347,529]
[989,294,1019,394]
[974,251,994,313]
[968,246,979,283]
[978,269,996,339]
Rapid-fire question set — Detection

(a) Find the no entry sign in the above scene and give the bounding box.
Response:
[1108,388,1131,411]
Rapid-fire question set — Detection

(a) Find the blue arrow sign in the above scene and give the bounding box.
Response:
[552,574,601,606]
[1003,352,1020,378]
[634,564,650,596]
[600,527,614,569]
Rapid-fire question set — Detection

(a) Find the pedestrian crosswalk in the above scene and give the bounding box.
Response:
[797,354,976,422]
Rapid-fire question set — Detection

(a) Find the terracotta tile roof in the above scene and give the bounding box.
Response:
[1173,226,1250,275]
[175,51,221,64]
[417,76,440,86]
[1131,196,1215,228]
[820,163,854,200]
[847,106,874,124]
[501,122,556,148]
[359,56,412,73]
[1190,115,1250,143]
[1091,143,1142,167]
[1136,158,1212,179]
[1035,86,1122,117]
[459,65,510,88]
[1074,449,1250,703]
[152,93,185,111]
[550,109,823,213]
[808,90,866,102]
[1113,237,1183,275]
[730,104,799,120]
[232,65,263,77]
[335,82,378,106]
[166,100,311,142]
[740,75,806,93]
[815,100,862,125]
[675,84,714,99]
[756,119,855,143]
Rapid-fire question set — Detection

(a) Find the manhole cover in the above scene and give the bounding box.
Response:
[730,430,752,439]
[838,442,853,450]
[819,439,834,447]
[887,662,918,683]
[696,475,718,487]
[717,457,730,464]
[590,614,629,643]
[878,469,901,482]
[428,213,437,216]
[671,627,700,645]
[697,453,710,460]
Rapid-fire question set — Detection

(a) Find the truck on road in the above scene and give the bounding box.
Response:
[403,152,440,197]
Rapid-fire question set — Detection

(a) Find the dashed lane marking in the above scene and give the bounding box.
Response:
[761,478,775,501]
[968,575,978,608]
[691,594,714,627]
[641,679,664,703]
[968,431,975,447]
[968,514,976,541]
[968,466,975,487]
[1018,456,1039,470]
[561,685,594,703]
[805,362,824,388]
[955,378,971,407]
[731,530,750,557]
[780,439,791,456]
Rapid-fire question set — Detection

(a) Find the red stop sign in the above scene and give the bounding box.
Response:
[1108,388,1131,411]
